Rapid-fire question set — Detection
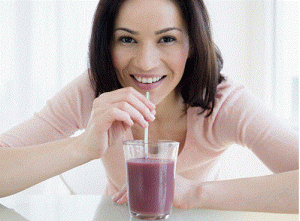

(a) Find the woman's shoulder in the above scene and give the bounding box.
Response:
[188,77,251,116]
[59,69,94,95]
[186,77,258,147]
[216,77,248,98]
[214,77,259,111]
[51,69,95,107]
[39,69,95,129]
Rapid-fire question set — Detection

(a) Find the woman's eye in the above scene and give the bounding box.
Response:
[160,36,176,43]
[119,36,135,44]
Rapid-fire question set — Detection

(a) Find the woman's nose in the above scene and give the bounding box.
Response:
[134,44,159,71]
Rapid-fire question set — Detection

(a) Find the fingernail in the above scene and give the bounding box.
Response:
[151,109,156,115]
[149,114,155,121]
[117,196,126,204]
[112,193,118,202]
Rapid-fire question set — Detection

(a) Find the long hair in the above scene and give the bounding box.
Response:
[89,0,224,116]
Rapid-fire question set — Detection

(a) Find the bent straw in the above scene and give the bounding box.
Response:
[144,92,149,158]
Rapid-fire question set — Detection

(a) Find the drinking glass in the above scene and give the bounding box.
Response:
[123,140,179,220]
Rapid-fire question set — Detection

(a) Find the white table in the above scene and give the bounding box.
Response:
[0,194,298,221]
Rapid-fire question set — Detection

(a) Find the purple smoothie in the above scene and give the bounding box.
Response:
[126,158,175,216]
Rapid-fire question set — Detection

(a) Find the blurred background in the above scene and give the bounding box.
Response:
[0,0,298,196]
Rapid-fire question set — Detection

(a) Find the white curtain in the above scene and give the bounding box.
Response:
[0,1,98,134]
[0,1,298,194]
[0,0,99,195]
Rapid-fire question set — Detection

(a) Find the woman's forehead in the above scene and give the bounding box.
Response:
[114,0,185,31]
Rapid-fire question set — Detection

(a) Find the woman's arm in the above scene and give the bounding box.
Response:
[199,170,298,213]
[0,72,96,197]
[0,87,155,198]
[179,85,299,213]
[0,136,93,198]
[174,170,298,213]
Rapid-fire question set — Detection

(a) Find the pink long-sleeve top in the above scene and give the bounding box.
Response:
[0,70,298,195]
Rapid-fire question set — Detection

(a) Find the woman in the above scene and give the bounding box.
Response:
[0,0,298,213]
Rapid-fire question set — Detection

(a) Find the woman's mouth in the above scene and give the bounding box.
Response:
[130,75,166,90]
[132,75,165,84]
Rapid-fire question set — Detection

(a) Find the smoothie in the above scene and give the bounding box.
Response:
[126,158,175,216]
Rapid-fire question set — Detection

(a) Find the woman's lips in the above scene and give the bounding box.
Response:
[130,75,166,91]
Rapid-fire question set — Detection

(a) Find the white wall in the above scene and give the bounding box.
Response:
[205,1,270,100]
[206,0,299,122]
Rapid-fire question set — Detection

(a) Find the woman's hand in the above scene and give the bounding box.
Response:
[78,87,156,160]
[112,184,128,204]
[111,175,202,209]
[173,175,202,209]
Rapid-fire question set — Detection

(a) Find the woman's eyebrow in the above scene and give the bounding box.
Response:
[114,28,138,35]
[155,27,182,35]
[114,27,182,35]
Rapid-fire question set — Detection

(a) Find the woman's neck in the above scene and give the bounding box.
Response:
[154,91,186,124]
[131,91,187,144]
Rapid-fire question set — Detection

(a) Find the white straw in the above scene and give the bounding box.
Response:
[144,92,149,158]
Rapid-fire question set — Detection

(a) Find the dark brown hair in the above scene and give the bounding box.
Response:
[89,0,224,116]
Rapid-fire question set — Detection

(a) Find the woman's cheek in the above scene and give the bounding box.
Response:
[173,49,189,72]
[112,48,134,70]
[111,50,122,69]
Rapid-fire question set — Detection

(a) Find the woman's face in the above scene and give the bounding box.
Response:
[111,0,190,105]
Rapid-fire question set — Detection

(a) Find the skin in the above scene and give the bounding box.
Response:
[0,0,298,214]
[110,0,190,106]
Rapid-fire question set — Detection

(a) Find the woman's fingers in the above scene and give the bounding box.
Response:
[96,101,152,129]
[114,87,155,112]
[108,107,135,128]
[173,175,200,209]
[82,87,156,158]
[115,102,153,128]
[116,88,156,121]
[116,193,128,205]
[123,87,156,113]
[112,184,128,204]
[91,107,134,134]
[96,87,156,124]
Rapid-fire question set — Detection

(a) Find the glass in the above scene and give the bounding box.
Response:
[123,140,179,220]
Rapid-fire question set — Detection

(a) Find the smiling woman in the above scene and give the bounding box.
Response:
[0,0,298,214]
[110,0,190,104]
[89,0,224,115]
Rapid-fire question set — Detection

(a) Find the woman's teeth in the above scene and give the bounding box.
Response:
[133,76,164,84]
